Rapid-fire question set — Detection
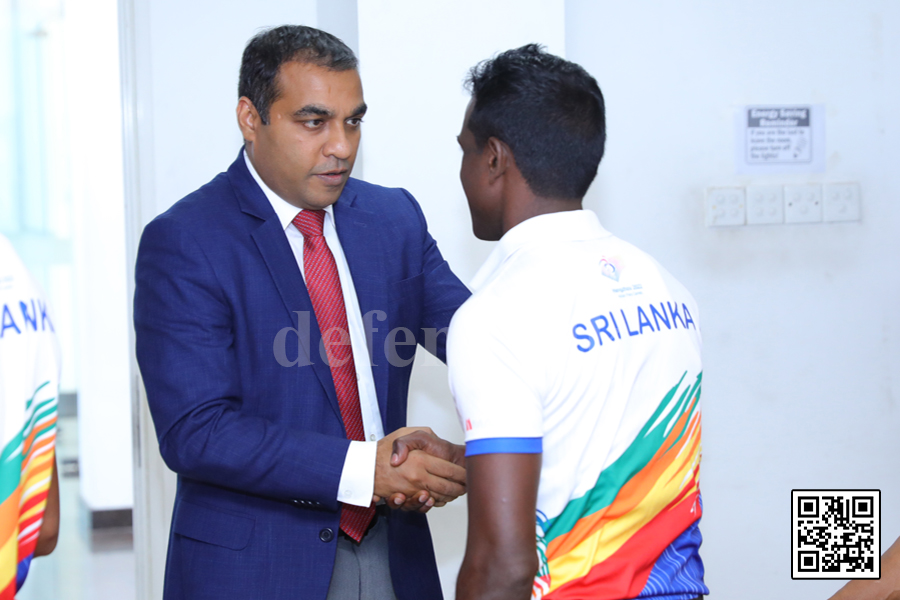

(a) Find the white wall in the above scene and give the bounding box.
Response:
[566,2,900,598]
[64,0,134,512]
[356,2,565,596]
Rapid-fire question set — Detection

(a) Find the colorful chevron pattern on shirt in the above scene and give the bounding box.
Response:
[0,381,57,599]
[533,373,706,600]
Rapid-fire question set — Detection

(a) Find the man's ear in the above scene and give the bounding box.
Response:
[236,97,260,143]
[485,136,511,185]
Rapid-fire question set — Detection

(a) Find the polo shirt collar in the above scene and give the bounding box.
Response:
[243,149,335,231]
[470,209,611,292]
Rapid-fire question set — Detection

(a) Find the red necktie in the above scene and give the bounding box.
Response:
[292,209,375,542]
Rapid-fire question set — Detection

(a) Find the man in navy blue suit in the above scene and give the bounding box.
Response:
[134,26,471,600]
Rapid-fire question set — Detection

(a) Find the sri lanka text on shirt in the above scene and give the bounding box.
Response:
[572,301,696,352]
[0,298,55,338]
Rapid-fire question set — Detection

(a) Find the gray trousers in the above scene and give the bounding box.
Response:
[325,514,399,600]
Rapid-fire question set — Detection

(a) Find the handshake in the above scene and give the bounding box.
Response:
[373,427,467,513]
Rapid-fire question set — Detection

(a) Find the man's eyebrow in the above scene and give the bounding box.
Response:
[293,103,368,118]
[294,105,333,118]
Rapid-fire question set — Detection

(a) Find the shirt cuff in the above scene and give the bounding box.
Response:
[337,440,377,507]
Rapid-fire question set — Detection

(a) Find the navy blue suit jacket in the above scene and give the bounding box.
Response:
[134,151,470,600]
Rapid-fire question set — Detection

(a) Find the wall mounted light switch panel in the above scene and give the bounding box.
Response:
[706,187,746,226]
[784,184,823,224]
[746,185,784,225]
[823,182,861,222]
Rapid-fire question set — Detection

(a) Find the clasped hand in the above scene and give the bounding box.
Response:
[372,427,466,513]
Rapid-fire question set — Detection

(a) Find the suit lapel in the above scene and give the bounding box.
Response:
[333,187,391,429]
[227,151,342,423]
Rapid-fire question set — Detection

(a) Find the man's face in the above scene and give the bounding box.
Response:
[242,61,366,210]
[458,99,502,241]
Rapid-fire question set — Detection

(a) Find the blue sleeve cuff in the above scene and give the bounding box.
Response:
[465,437,543,456]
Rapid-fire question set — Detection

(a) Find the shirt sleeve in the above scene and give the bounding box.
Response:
[447,302,543,456]
[336,440,377,506]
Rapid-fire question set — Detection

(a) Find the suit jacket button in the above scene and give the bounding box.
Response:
[319,528,334,543]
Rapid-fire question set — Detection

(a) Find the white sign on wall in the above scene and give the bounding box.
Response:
[735,104,825,174]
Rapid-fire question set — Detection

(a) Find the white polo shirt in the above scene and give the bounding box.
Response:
[0,234,60,592]
[448,210,708,600]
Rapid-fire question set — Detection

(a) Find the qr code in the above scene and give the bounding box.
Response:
[792,489,880,579]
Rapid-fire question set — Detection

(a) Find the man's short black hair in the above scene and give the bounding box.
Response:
[465,44,606,199]
[239,25,358,125]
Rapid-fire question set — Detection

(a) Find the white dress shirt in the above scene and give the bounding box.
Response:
[245,151,381,507]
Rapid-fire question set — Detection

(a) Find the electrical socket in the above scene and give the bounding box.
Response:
[706,187,745,227]
[823,182,861,222]
[784,184,823,224]
[746,185,784,225]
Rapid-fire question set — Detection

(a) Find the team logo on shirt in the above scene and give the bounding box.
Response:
[599,257,622,282]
